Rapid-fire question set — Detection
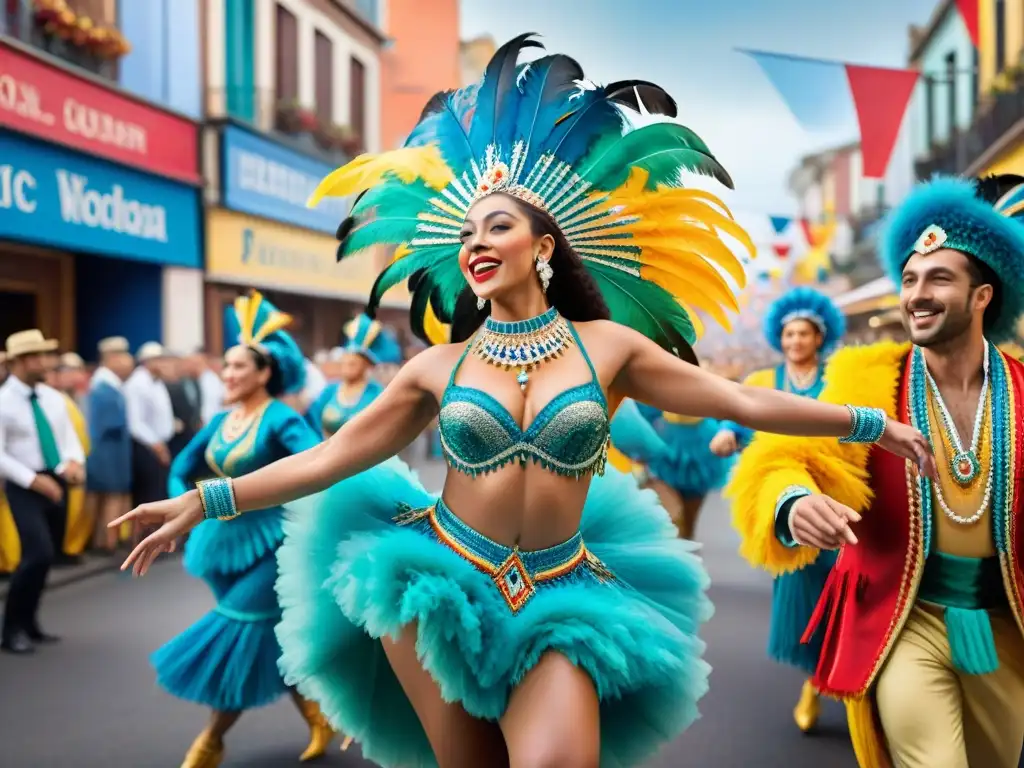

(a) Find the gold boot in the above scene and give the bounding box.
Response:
[180,731,224,768]
[793,679,821,733]
[298,698,339,762]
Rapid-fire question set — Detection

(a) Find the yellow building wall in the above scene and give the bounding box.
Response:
[980,0,1024,94]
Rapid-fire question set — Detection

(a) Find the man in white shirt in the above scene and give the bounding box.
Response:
[123,342,175,507]
[0,330,85,655]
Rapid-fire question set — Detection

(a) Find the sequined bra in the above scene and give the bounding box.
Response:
[438,321,610,478]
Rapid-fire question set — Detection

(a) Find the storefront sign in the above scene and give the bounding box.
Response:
[0,131,200,267]
[206,209,409,306]
[0,40,199,183]
[222,125,348,234]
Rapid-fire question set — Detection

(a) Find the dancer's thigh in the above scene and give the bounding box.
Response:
[380,622,509,768]
[500,651,600,768]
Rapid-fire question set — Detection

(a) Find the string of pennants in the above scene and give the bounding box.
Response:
[753,214,836,287]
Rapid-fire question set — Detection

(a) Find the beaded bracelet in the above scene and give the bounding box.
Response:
[839,405,887,444]
[196,477,241,521]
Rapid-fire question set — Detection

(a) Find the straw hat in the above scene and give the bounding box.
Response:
[98,336,130,355]
[136,341,167,362]
[59,352,85,369]
[5,330,59,359]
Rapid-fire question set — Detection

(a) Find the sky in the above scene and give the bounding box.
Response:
[460,0,940,224]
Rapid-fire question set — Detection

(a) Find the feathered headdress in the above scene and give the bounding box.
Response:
[224,291,306,396]
[309,33,753,361]
[763,287,845,353]
[339,313,403,365]
[881,174,1024,342]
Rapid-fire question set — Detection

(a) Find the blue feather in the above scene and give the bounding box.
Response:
[512,54,585,171]
[468,33,544,157]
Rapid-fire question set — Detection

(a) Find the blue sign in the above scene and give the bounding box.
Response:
[222,125,348,234]
[0,131,200,268]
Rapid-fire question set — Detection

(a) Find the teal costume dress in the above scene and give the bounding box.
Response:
[151,400,320,710]
[152,293,318,712]
[611,399,733,498]
[306,379,383,438]
[275,323,715,767]
[728,287,845,674]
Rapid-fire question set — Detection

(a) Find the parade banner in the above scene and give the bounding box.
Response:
[956,0,980,47]
[0,40,199,183]
[205,209,410,307]
[221,124,349,235]
[0,131,201,267]
[740,49,919,178]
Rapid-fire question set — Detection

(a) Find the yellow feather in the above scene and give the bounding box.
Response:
[725,343,909,575]
[422,300,451,346]
[641,264,735,329]
[252,312,294,344]
[391,243,414,264]
[307,145,455,208]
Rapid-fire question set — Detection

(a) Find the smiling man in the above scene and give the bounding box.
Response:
[728,174,1024,768]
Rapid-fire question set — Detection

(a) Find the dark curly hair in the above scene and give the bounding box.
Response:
[448,195,611,343]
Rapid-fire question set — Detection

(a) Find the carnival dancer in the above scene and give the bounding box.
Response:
[306,313,402,438]
[113,35,931,768]
[611,399,732,539]
[710,286,847,732]
[149,293,347,768]
[727,174,1024,768]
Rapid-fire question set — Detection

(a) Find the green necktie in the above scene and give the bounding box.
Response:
[30,392,61,472]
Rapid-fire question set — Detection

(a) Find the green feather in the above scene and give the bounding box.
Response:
[575,122,734,191]
[584,259,697,361]
[340,180,447,256]
[368,243,462,310]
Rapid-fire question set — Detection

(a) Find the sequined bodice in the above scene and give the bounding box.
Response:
[202,401,304,478]
[320,380,383,437]
[438,321,609,478]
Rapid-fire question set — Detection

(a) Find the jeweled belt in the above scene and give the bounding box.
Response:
[394,498,613,613]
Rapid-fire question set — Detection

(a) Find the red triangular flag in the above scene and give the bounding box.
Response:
[956,0,980,47]
[845,65,919,178]
[773,243,792,259]
[800,219,816,247]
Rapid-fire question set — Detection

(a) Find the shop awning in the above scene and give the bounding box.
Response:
[833,276,898,316]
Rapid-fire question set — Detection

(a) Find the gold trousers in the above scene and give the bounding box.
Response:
[875,603,1024,768]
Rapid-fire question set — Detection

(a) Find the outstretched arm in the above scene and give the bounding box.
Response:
[111,349,444,575]
[610,324,933,471]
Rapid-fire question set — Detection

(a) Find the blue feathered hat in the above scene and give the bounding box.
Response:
[763,287,846,353]
[881,175,1024,342]
[223,291,306,396]
[340,313,403,365]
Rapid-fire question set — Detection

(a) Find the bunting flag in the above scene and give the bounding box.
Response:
[770,215,792,235]
[793,218,837,285]
[772,243,792,259]
[956,0,979,47]
[800,218,817,247]
[740,49,920,178]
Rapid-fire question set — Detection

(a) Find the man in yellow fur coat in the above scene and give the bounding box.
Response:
[728,175,1024,768]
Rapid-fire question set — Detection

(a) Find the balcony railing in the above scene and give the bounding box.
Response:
[207,87,363,167]
[915,82,1024,179]
[2,0,119,80]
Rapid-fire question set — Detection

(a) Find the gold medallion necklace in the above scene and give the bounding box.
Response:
[472,307,574,392]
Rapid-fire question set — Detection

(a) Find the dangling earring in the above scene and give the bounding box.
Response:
[477,296,486,311]
[536,258,553,293]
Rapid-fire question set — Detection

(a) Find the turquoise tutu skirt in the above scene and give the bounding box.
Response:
[646,419,734,498]
[275,458,714,767]
[151,507,289,711]
[767,549,839,674]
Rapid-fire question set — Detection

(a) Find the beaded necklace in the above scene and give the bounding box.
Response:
[909,344,1011,551]
[925,343,989,487]
[472,307,574,392]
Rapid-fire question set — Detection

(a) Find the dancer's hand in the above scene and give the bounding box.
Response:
[788,495,861,550]
[109,491,205,577]
[709,429,738,457]
[878,419,935,479]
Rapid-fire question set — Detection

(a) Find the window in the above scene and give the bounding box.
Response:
[275,4,298,105]
[971,48,979,108]
[996,0,1007,74]
[349,56,366,146]
[315,31,334,125]
[945,51,957,137]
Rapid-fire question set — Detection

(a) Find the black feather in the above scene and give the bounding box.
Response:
[975,174,1024,204]
[603,79,677,117]
[469,32,545,151]
[417,89,457,123]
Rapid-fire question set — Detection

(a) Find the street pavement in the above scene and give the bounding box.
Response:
[0,460,857,767]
